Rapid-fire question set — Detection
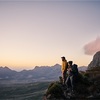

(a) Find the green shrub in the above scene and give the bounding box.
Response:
[77,73,91,86]
[46,82,63,98]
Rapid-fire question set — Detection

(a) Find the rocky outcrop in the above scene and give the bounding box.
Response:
[43,72,100,100]
[88,51,100,70]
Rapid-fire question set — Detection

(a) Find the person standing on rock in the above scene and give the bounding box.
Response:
[61,56,68,85]
[66,61,74,92]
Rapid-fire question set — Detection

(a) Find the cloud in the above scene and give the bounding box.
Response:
[84,36,100,55]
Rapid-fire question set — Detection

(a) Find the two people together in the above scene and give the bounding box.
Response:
[61,56,78,92]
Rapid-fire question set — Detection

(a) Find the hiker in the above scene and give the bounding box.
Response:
[66,61,74,92]
[61,56,68,85]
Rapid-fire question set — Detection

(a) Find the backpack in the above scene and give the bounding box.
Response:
[72,64,79,76]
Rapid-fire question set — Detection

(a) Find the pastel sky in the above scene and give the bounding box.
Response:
[0,1,100,71]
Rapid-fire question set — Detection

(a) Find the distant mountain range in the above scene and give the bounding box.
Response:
[0,64,87,83]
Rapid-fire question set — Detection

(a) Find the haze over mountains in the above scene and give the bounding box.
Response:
[1,51,100,83]
[0,64,87,83]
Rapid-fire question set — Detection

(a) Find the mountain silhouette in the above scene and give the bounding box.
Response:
[88,51,100,69]
[0,64,87,82]
[0,66,17,79]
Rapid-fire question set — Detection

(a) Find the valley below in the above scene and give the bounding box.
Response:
[0,82,51,100]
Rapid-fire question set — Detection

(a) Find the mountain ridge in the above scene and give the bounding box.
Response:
[0,64,87,83]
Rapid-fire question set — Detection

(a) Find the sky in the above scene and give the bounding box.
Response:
[0,0,100,71]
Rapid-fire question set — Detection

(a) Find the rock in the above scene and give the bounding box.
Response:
[88,51,100,70]
[44,73,91,100]
[87,95,94,98]
[43,52,100,100]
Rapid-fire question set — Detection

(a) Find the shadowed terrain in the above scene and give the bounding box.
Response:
[0,82,50,100]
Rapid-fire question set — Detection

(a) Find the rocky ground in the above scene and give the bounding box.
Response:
[43,67,100,100]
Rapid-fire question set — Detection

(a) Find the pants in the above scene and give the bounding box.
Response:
[66,75,74,90]
[62,71,67,84]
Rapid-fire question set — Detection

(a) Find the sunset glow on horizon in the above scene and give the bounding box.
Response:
[0,1,100,71]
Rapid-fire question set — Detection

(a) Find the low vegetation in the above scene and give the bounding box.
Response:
[0,82,50,100]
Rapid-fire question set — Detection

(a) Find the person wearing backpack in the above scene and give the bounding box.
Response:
[66,61,79,93]
[61,56,68,85]
[66,61,74,92]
